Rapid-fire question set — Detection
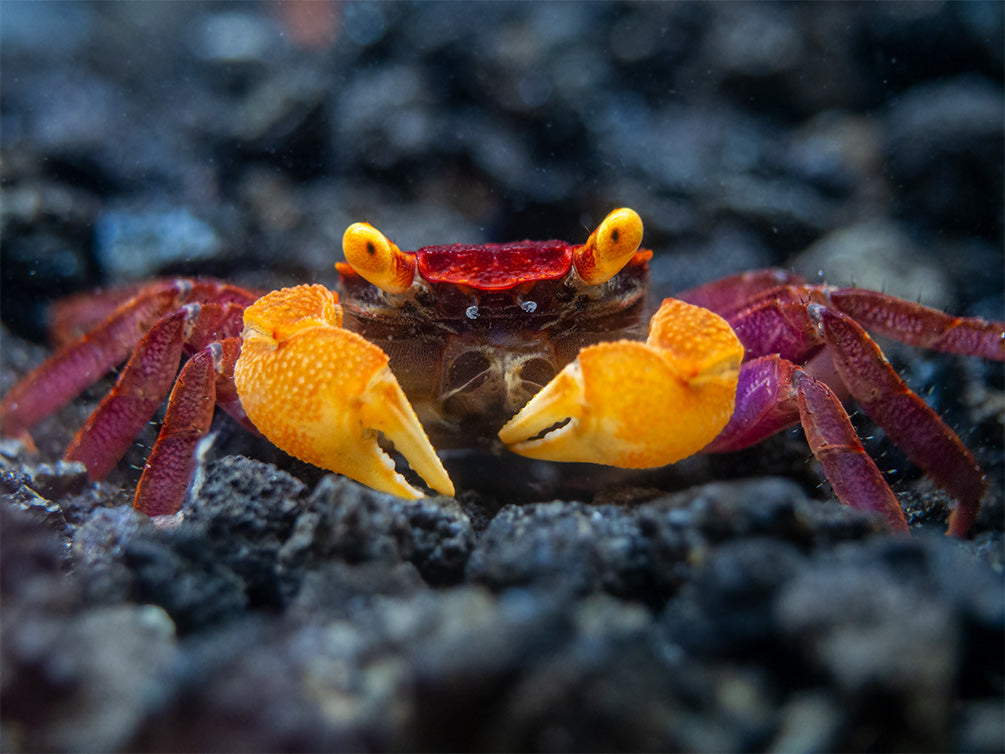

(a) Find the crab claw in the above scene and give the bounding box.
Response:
[234,285,454,499]
[498,298,743,468]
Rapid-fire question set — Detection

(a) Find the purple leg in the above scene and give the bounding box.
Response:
[792,370,908,532]
[702,356,801,453]
[48,281,162,346]
[677,269,805,318]
[814,305,985,537]
[1,283,186,437]
[62,301,246,485]
[830,288,1005,361]
[704,355,909,533]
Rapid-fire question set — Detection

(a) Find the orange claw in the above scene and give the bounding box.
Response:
[234,285,454,499]
[498,298,743,467]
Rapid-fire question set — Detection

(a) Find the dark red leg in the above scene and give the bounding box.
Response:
[830,288,1005,361]
[792,370,908,532]
[813,305,985,537]
[182,302,248,353]
[61,299,249,482]
[677,269,806,319]
[702,355,801,453]
[178,301,254,429]
[1,282,187,436]
[48,281,161,346]
[63,309,191,480]
[706,355,909,532]
[134,338,242,516]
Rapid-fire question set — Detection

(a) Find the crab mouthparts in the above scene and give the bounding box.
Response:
[497,360,588,456]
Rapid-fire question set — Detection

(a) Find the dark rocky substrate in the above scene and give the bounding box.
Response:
[3,454,1003,753]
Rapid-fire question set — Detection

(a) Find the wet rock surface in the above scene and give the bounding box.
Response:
[1,3,1002,752]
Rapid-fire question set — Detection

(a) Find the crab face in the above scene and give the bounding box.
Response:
[235,208,742,501]
[335,210,653,446]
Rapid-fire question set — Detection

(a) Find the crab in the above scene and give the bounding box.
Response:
[2,209,1002,536]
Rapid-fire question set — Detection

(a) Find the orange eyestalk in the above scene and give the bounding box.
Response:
[342,222,417,294]
[572,208,645,286]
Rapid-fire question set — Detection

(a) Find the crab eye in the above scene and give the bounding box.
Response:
[572,207,644,286]
[343,223,416,294]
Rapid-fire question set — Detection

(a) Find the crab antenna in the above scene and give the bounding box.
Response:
[342,223,417,294]
[572,208,644,286]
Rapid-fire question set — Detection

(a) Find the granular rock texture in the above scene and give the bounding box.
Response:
[1,3,1002,752]
[3,461,1002,752]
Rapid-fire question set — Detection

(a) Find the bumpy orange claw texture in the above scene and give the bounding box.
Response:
[234,285,453,499]
[498,298,743,467]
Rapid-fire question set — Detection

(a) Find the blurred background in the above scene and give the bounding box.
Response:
[2,1,1002,342]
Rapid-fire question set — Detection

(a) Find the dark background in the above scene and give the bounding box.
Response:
[1,3,1003,751]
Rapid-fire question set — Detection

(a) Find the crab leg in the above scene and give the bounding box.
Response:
[792,367,909,532]
[62,301,246,481]
[1,282,189,437]
[701,355,803,453]
[234,285,454,499]
[829,288,1005,361]
[705,355,909,531]
[498,298,744,467]
[813,306,986,537]
[677,269,806,319]
[714,295,988,536]
[48,281,164,347]
[133,338,242,516]
[1,279,259,440]
[62,308,190,479]
[681,272,1005,363]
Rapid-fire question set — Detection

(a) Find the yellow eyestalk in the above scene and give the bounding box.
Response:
[342,222,416,294]
[572,208,645,286]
